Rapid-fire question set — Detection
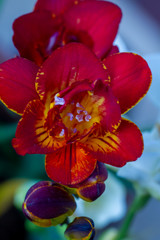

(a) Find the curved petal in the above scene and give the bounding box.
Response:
[83,119,143,167]
[45,143,97,185]
[36,43,109,99]
[103,53,152,114]
[34,0,76,15]
[93,80,121,132]
[0,57,39,114]
[12,99,66,155]
[13,11,62,66]
[64,1,122,58]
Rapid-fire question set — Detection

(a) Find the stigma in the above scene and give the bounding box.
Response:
[54,94,65,106]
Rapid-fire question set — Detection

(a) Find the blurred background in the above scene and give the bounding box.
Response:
[0,0,160,239]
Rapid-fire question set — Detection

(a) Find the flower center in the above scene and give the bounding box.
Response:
[48,90,101,143]
[47,79,106,143]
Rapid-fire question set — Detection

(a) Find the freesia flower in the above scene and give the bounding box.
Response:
[12,0,122,65]
[0,43,151,185]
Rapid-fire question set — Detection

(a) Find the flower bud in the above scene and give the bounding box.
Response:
[77,182,105,202]
[22,181,76,227]
[69,162,108,201]
[65,217,95,240]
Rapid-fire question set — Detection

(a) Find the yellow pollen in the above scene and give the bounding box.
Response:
[50,102,54,109]
[88,91,93,96]
[103,64,107,70]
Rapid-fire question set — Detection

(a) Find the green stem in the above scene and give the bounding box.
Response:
[115,193,150,240]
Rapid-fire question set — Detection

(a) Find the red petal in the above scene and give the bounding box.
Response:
[34,0,76,15]
[83,119,143,167]
[13,11,62,66]
[93,80,121,132]
[0,57,39,114]
[103,53,152,114]
[36,43,109,99]
[12,100,66,155]
[107,45,119,57]
[64,1,122,58]
[45,143,97,185]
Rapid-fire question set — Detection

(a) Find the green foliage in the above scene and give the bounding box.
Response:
[25,221,66,240]
[0,179,26,216]
[0,122,46,179]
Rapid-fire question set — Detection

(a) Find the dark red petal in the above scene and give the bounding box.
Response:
[12,100,65,155]
[13,11,62,66]
[64,1,122,58]
[103,53,152,114]
[36,43,109,99]
[34,0,76,15]
[106,45,119,57]
[84,119,143,167]
[45,143,97,185]
[0,57,39,114]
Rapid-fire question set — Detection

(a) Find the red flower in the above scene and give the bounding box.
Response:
[0,43,151,185]
[12,0,122,65]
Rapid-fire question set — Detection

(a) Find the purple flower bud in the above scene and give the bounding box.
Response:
[68,162,108,201]
[22,181,76,227]
[77,182,106,202]
[65,217,95,240]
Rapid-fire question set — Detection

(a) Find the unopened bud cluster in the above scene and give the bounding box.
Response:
[22,163,108,239]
